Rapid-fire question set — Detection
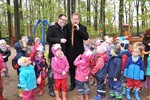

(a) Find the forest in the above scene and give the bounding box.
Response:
[0,0,150,44]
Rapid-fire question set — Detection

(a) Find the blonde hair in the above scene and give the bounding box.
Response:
[132,47,141,55]
[71,13,80,19]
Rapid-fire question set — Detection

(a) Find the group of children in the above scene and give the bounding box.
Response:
[0,34,150,100]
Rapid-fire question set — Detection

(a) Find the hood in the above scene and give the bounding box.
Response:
[51,44,64,58]
[96,53,108,62]
[81,50,92,61]
[120,50,132,57]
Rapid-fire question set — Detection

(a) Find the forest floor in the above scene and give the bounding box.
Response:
[2,45,148,100]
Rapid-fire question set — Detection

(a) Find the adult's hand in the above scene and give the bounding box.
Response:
[74,24,79,30]
[60,38,67,44]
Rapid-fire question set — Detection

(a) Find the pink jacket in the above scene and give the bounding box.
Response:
[51,46,69,79]
[29,43,40,62]
[0,54,6,73]
[91,53,108,75]
[74,51,92,82]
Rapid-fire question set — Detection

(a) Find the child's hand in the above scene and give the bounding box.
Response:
[62,71,66,75]
[2,56,7,59]
[33,62,35,66]
[25,88,29,91]
[113,78,117,81]
[1,68,6,72]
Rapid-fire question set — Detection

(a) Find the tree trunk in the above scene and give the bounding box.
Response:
[19,0,23,20]
[7,0,12,43]
[141,1,145,28]
[94,0,98,31]
[67,0,71,22]
[136,0,139,36]
[102,0,105,36]
[71,0,76,14]
[64,0,66,14]
[87,0,91,26]
[14,0,21,41]
[119,0,124,36]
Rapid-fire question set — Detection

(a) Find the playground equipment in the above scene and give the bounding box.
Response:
[122,24,143,44]
[28,19,50,50]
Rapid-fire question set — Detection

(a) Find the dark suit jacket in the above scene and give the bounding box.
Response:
[46,22,67,60]
[66,23,89,65]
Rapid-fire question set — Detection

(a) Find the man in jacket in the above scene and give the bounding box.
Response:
[46,14,67,96]
[66,13,89,91]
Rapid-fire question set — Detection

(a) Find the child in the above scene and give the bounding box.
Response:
[12,36,29,97]
[92,45,108,100]
[51,44,69,100]
[0,39,11,77]
[119,39,131,95]
[74,49,93,100]
[0,54,7,100]
[33,46,48,96]
[18,57,37,100]
[124,47,145,100]
[107,46,122,100]
[30,37,42,62]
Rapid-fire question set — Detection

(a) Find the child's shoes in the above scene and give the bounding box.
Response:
[94,95,102,100]
[39,89,43,96]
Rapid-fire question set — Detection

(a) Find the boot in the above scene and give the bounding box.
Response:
[134,90,140,100]
[39,89,43,96]
[62,91,67,100]
[49,87,55,97]
[18,88,22,97]
[55,91,61,100]
[146,95,150,100]
[126,88,131,100]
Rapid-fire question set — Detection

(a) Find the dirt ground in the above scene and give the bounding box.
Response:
[2,45,148,100]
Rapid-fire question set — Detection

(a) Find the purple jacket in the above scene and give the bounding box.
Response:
[51,46,69,79]
[74,50,92,82]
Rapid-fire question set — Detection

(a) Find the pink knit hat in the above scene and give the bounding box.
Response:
[96,45,107,54]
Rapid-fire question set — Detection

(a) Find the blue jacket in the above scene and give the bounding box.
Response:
[19,64,37,91]
[108,56,122,79]
[124,56,145,80]
[146,54,150,76]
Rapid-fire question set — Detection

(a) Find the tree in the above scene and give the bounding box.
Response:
[93,0,98,31]
[119,0,124,36]
[71,0,76,14]
[14,0,21,41]
[87,0,91,26]
[67,0,71,22]
[7,0,12,43]
[136,0,139,36]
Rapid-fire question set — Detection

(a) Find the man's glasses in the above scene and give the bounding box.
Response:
[60,18,67,22]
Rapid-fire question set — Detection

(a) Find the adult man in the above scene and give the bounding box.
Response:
[46,14,67,96]
[66,13,89,91]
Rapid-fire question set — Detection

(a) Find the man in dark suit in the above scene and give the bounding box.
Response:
[46,14,67,96]
[66,13,89,91]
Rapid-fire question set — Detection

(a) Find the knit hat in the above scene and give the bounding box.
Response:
[18,57,30,66]
[34,37,41,44]
[0,39,6,45]
[120,40,129,50]
[96,45,107,54]
[53,43,61,51]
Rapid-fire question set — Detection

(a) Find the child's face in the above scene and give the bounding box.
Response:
[37,51,43,58]
[56,48,63,57]
[132,49,139,58]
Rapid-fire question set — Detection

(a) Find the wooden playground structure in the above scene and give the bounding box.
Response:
[122,24,143,44]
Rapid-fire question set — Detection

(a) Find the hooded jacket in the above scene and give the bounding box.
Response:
[91,53,108,75]
[19,64,37,91]
[0,54,6,72]
[107,55,122,78]
[74,50,92,82]
[120,50,131,71]
[51,46,69,79]
[124,56,145,80]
